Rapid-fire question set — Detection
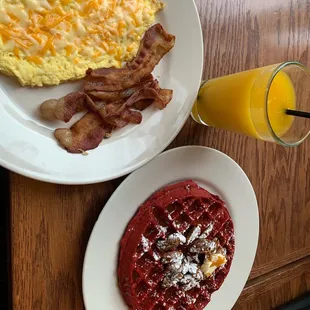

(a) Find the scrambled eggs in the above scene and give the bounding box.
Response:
[0,0,163,86]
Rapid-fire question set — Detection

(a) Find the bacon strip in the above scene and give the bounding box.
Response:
[132,99,153,111]
[124,80,173,110]
[105,117,129,129]
[85,79,172,118]
[85,24,175,91]
[85,96,124,118]
[105,110,143,128]
[40,92,86,123]
[54,112,108,153]
[98,102,124,120]
[39,23,175,154]
[85,74,154,94]
[156,89,173,109]
[86,79,172,128]
[120,109,142,124]
[97,80,173,118]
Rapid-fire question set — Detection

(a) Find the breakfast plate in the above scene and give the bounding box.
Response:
[0,0,203,184]
[82,146,259,310]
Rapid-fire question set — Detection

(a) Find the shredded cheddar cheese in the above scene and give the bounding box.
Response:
[65,45,73,56]
[26,55,43,64]
[0,0,164,86]
[13,47,19,57]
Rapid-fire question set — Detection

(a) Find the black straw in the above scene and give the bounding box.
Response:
[286,109,310,119]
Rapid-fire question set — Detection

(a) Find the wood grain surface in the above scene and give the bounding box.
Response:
[234,256,310,310]
[9,0,310,309]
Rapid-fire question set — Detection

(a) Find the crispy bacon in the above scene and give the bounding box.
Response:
[97,103,124,120]
[86,80,172,121]
[85,24,175,91]
[105,109,143,128]
[54,112,108,153]
[105,117,129,129]
[85,96,125,118]
[40,92,86,123]
[120,109,143,124]
[124,80,173,110]
[39,23,175,154]
[157,89,173,109]
[133,99,153,111]
[85,74,154,94]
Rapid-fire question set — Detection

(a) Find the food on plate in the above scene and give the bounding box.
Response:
[54,112,110,154]
[87,75,154,100]
[84,22,175,91]
[118,180,235,310]
[40,92,86,122]
[39,23,175,154]
[0,0,164,86]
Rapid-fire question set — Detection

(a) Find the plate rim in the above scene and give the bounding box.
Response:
[0,0,204,185]
[82,145,260,310]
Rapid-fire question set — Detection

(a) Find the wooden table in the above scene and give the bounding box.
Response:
[9,0,310,309]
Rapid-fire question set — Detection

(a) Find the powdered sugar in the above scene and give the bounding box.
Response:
[141,235,151,252]
[157,225,168,235]
[152,251,161,261]
[180,274,200,291]
[187,262,199,275]
[184,294,197,305]
[162,271,184,289]
[156,224,228,293]
[189,239,217,254]
[200,222,214,238]
[162,251,184,269]
[168,232,186,244]
[186,225,201,244]
[156,232,186,251]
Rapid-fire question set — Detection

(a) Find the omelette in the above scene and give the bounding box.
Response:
[0,0,164,86]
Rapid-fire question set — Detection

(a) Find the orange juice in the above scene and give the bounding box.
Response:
[192,65,296,140]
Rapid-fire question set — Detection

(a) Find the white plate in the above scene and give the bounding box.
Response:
[83,146,259,310]
[0,0,203,185]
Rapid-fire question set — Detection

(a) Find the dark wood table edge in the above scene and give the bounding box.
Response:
[237,255,310,306]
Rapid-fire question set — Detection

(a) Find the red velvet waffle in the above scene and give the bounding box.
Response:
[118,180,235,310]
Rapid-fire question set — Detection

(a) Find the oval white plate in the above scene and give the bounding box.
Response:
[0,0,203,184]
[83,146,259,310]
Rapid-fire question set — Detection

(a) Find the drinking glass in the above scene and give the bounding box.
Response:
[191,61,310,146]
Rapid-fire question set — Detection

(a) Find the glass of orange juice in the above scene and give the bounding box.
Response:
[191,61,310,146]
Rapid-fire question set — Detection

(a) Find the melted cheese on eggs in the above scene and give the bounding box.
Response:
[0,0,164,86]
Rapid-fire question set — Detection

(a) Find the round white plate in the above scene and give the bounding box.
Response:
[83,146,259,310]
[0,0,203,184]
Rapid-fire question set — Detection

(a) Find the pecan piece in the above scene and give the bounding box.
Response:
[193,269,204,281]
[187,254,200,264]
[161,251,184,266]
[189,238,218,254]
[162,272,184,289]
[186,225,201,245]
[156,232,186,251]
[180,274,200,291]
[157,239,178,252]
